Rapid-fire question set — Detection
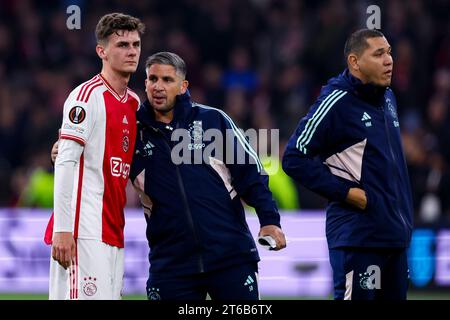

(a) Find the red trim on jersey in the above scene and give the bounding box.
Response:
[72,154,82,299]
[60,134,86,146]
[80,78,102,102]
[69,269,71,299]
[70,260,74,299]
[74,242,78,299]
[76,76,95,101]
[99,74,127,102]
[76,76,100,101]
[79,77,101,102]
[69,247,78,300]
[83,82,103,103]
[73,154,84,240]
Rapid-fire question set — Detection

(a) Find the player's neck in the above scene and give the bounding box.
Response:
[100,69,130,97]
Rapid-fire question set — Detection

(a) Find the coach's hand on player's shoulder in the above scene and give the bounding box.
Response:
[345,187,367,210]
[52,232,76,269]
[50,140,59,165]
[259,225,287,251]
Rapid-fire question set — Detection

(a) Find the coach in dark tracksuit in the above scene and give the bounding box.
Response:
[130,52,286,300]
[283,29,413,300]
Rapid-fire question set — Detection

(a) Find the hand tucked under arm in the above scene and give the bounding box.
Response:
[345,187,367,210]
[51,140,59,165]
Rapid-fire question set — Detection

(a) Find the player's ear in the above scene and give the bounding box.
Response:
[180,80,189,94]
[96,44,107,60]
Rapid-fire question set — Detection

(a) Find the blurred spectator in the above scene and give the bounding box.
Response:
[223,46,258,92]
[201,63,225,107]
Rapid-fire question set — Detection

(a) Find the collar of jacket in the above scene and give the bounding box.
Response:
[137,91,192,129]
[340,68,387,107]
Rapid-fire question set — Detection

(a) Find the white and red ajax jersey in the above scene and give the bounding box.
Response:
[54,74,139,248]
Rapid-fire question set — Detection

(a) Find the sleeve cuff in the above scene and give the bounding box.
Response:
[60,134,86,146]
[258,214,281,228]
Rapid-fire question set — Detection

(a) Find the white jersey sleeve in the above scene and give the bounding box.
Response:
[53,139,84,232]
[60,84,99,145]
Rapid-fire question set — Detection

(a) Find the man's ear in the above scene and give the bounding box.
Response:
[180,80,189,94]
[347,53,359,71]
[96,44,106,60]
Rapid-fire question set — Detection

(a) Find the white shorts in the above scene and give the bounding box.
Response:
[49,239,124,300]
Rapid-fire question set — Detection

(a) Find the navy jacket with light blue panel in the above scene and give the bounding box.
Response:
[282,69,413,249]
[130,91,280,277]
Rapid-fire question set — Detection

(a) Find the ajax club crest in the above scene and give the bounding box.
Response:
[188,121,204,142]
[385,97,400,127]
[122,135,129,152]
[188,121,205,150]
[82,276,98,297]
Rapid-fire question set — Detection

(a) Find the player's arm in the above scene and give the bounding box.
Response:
[217,112,286,250]
[52,139,83,269]
[52,88,95,268]
[282,95,366,209]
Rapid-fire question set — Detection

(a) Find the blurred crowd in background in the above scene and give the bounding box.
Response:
[0,0,449,225]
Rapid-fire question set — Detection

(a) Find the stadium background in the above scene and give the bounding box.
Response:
[0,0,449,299]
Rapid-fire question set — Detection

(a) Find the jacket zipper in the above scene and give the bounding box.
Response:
[382,106,409,240]
[155,127,205,273]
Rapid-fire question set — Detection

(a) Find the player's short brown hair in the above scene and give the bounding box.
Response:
[95,13,145,44]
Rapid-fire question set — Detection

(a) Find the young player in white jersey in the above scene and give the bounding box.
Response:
[45,13,144,300]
